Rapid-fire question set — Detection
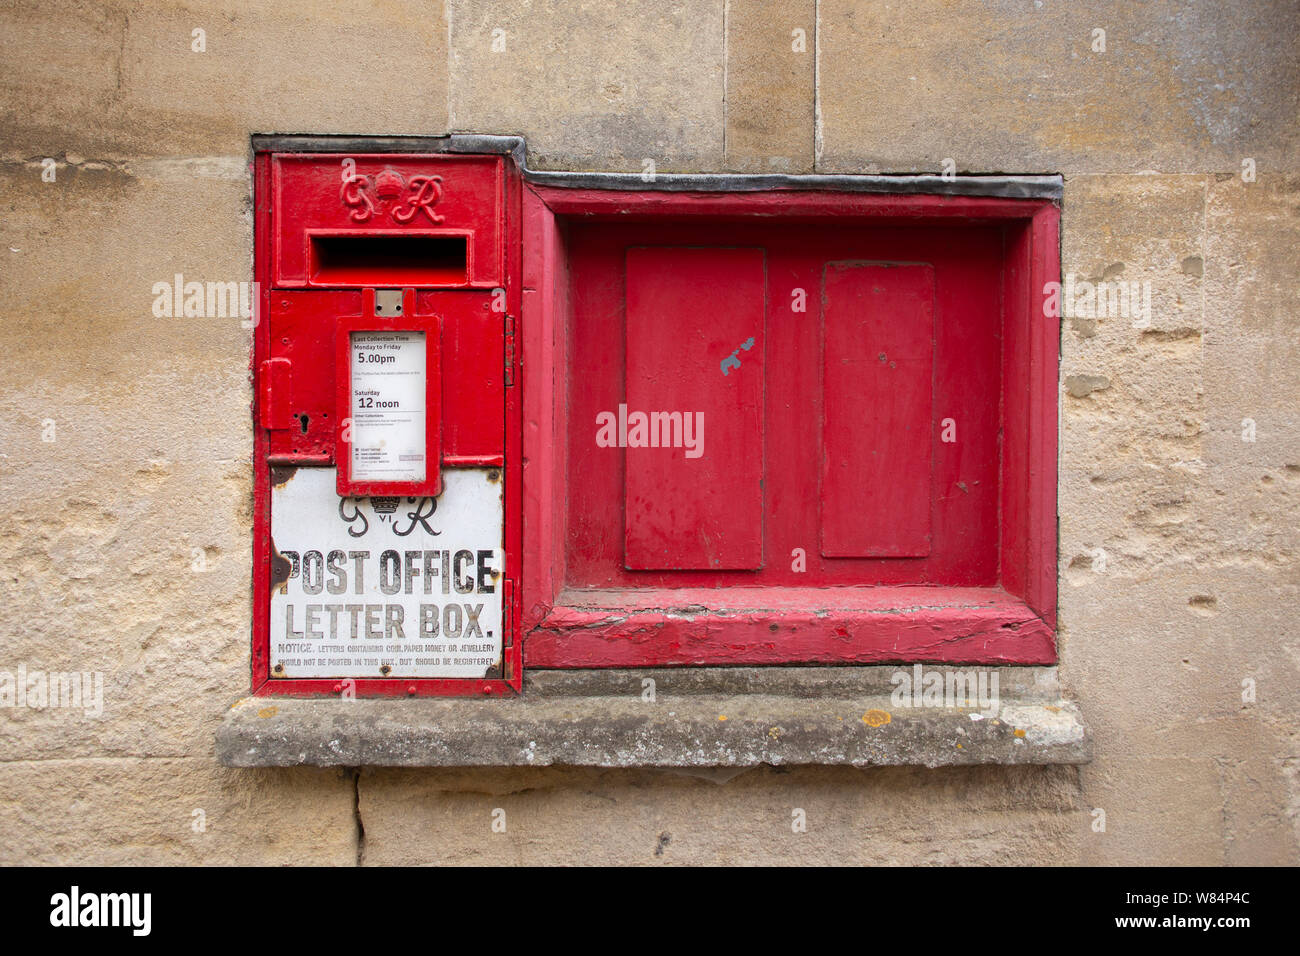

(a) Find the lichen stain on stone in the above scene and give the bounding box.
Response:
[862,709,891,728]
[257,706,278,719]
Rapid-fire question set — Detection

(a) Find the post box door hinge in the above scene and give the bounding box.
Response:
[259,357,293,430]
[504,313,516,386]
[503,578,514,648]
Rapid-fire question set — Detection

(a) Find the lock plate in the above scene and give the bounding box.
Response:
[374,289,403,316]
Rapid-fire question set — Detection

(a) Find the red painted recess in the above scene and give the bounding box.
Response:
[251,152,523,697]
[521,186,1060,667]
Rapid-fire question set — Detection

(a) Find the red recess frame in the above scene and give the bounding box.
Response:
[334,288,443,498]
[519,185,1061,668]
[251,151,523,697]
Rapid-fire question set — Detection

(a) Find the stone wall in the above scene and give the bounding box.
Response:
[1,0,1295,864]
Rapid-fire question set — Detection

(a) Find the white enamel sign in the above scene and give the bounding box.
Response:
[270,467,504,679]
[350,331,426,483]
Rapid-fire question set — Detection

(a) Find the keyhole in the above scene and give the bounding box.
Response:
[298,413,310,434]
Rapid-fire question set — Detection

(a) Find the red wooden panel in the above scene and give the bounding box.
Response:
[527,586,1056,667]
[623,247,765,570]
[821,262,935,557]
[265,290,361,461]
[417,290,504,460]
[520,186,568,625]
[538,189,1051,221]
[1001,224,1031,601]
[1027,205,1061,629]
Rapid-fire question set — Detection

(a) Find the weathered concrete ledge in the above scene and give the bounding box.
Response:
[217,667,1090,769]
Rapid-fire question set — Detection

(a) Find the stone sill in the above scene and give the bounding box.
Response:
[216,667,1091,769]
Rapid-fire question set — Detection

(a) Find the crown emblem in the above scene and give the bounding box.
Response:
[370,496,399,514]
[373,168,405,201]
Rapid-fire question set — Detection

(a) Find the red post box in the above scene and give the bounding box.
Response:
[251,150,522,696]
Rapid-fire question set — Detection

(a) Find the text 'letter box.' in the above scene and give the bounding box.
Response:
[252,152,522,696]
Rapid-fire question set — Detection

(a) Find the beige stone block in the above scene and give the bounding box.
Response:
[1107,717,1299,864]
[0,758,356,865]
[1055,184,1299,615]
[357,764,1079,865]
[0,459,254,761]
[1202,174,1300,488]
[1078,756,1223,865]
[1204,174,1300,340]
[0,159,252,470]
[0,1,124,156]
[1059,176,1206,438]
[817,0,1299,175]
[0,0,448,158]
[447,0,725,171]
[724,0,815,172]
[1061,574,1225,733]
[1195,721,1297,865]
[1060,563,1300,854]
[1057,176,1210,586]
[0,148,258,764]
